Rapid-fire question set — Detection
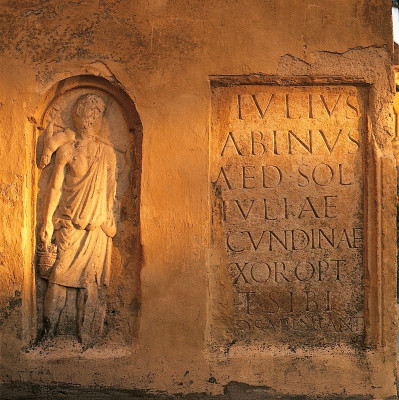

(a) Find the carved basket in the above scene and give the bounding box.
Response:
[37,243,57,279]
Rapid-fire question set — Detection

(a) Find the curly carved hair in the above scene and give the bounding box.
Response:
[72,94,106,122]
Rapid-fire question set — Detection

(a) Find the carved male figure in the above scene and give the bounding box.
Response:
[40,94,116,345]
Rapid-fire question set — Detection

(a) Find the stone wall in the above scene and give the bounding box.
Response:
[0,1,396,399]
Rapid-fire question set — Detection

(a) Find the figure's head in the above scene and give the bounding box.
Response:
[393,137,399,166]
[72,94,106,137]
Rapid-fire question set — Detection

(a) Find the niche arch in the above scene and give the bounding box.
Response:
[33,75,142,345]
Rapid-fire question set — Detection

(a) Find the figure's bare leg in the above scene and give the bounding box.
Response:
[43,283,67,337]
[77,285,105,347]
[77,288,86,342]
[95,287,107,338]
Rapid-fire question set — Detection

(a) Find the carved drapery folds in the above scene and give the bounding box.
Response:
[35,76,142,346]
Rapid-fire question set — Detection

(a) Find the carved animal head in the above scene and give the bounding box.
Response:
[72,94,106,137]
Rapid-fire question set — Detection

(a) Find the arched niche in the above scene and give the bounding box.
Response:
[33,75,142,345]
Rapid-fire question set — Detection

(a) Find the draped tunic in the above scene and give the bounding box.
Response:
[49,143,115,288]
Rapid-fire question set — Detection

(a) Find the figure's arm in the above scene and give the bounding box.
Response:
[40,149,68,245]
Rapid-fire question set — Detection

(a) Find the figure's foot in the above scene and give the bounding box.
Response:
[37,332,56,349]
[42,316,57,341]
[81,342,95,352]
[79,333,96,351]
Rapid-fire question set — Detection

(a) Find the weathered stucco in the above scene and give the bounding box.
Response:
[0,1,396,399]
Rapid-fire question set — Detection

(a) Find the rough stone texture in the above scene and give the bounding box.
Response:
[0,381,378,400]
[209,83,366,346]
[0,1,396,399]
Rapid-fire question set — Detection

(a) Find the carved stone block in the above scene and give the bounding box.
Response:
[210,83,366,346]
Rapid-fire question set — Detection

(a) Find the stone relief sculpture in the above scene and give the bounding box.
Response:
[38,94,117,346]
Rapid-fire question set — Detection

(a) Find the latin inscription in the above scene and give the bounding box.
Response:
[210,85,365,344]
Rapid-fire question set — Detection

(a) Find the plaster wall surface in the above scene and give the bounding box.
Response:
[0,1,396,399]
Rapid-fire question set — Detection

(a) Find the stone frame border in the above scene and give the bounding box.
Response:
[206,74,393,351]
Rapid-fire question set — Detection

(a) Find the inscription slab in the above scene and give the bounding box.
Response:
[210,83,366,345]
